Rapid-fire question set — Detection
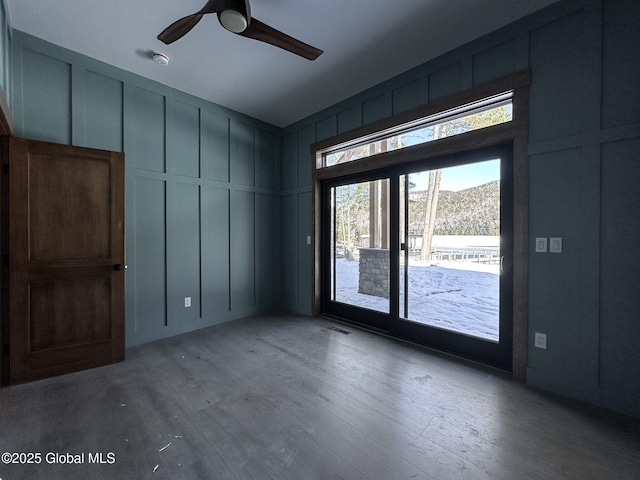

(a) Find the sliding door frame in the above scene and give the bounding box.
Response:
[311,70,530,380]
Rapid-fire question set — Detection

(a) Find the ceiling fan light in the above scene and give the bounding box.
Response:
[219,9,248,33]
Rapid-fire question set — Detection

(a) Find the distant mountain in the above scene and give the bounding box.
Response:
[408,180,500,236]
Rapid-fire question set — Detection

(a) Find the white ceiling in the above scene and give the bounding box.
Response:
[6,0,560,127]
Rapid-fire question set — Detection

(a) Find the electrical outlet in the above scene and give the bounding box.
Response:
[184,297,191,308]
[534,332,547,349]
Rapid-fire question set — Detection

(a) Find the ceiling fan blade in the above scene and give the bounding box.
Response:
[157,0,238,44]
[158,14,206,44]
[239,18,323,60]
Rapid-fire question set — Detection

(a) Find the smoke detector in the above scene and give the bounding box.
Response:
[152,52,169,66]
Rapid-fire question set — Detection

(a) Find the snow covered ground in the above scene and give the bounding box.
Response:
[334,257,500,341]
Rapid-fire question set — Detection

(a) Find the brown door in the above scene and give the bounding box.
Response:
[2,136,125,384]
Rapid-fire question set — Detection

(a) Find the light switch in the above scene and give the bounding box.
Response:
[306,236,311,245]
[535,237,547,253]
[549,237,562,253]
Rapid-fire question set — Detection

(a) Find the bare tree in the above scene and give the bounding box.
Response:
[334,182,370,260]
[419,169,442,260]
[417,105,511,260]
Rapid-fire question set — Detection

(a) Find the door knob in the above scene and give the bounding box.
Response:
[113,264,124,271]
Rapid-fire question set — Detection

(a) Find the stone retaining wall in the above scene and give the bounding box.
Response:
[358,248,389,298]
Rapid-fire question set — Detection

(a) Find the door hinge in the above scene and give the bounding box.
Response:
[2,164,8,174]
[2,253,8,265]
[2,344,8,356]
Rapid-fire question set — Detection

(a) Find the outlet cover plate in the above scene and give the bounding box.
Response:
[534,332,547,349]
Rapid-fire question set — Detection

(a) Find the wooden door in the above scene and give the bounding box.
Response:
[1,136,125,384]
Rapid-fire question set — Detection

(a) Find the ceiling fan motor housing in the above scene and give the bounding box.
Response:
[218,9,248,33]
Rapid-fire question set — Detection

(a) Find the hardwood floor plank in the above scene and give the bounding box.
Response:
[0,312,639,479]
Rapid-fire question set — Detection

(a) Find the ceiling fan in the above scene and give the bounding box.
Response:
[158,0,323,60]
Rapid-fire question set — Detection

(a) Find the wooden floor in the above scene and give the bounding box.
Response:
[0,313,638,480]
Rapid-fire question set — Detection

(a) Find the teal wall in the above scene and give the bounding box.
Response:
[10,31,282,347]
[282,0,640,417]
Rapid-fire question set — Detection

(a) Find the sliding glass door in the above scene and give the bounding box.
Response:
[322,144,513,370]
[400,159,502,341]
[324,177,392,331]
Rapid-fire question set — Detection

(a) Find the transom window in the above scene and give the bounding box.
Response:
[318,91,513,169]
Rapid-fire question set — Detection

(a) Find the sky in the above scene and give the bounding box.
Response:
[409,158,500,192]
